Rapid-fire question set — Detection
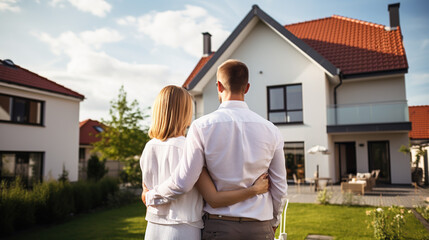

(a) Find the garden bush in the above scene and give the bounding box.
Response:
[0,177,121,236]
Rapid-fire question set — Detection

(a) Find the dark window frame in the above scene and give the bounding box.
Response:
[267,83,303,125]
[0,93,45,126]
[0,151,45,186]
[284,141,305,181]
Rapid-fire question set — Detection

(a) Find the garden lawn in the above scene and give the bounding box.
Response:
[6,202,147,240]
[278,203,429,240]
[5,202,429,240]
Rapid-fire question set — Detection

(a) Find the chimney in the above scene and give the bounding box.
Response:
[388,3,400,28]
[202,32,212,56]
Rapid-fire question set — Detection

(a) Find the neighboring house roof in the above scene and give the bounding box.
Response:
[409,106,429,140]
[0,59,84,100]
[80,119,104,145]
[183,5,408,89]
[285,15,408,78]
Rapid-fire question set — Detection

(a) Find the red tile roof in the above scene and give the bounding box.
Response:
[182,54,214,89]
[183,14,408,88]
[0,59,84,100]
[80,119,104,145]
[285,15,408,76]
[409,106,429,140]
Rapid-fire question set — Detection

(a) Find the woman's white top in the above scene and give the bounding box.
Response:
[140,136,204,228]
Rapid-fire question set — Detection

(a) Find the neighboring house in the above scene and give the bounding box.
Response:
[409,105,429,185]
[0,59,84,185]
[183,4,411,184]
[79,119,123,180]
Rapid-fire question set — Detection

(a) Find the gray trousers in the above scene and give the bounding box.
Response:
[202,216,274,240]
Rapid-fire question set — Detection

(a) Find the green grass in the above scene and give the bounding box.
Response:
[6,202,147,240]
[5,202,429,240]
[278,203,429,240]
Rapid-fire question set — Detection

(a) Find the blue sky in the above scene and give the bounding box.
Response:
[0,0,428,121]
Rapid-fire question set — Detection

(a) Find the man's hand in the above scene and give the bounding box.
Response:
[141,183,149,205]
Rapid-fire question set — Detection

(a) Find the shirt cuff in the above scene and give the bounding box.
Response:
[145,189,171,206]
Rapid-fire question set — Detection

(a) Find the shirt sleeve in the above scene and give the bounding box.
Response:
[268,131,288,227]
[146,122,206,206]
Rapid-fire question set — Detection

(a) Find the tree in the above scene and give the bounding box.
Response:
[92,86,150,186]
[86,154,107,181]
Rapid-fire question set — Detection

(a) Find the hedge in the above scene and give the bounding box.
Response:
[0,177,120,235]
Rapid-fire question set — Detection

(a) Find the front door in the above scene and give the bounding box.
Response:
[368,141,391,184]
[336,142,357,180]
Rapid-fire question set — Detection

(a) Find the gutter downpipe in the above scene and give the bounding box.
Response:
[333,71,343,125]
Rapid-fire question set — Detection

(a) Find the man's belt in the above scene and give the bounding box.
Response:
[207,214,258,222]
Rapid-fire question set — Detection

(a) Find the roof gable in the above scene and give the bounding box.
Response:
[285,15,408,78]
[409,106,429,140]
[80,119,104,145]
[0,59,84,100]
[184,5,338,91]
[184,5,409,89]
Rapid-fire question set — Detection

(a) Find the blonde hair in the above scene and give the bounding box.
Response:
[149,85,193,141]
[217,59,249,93]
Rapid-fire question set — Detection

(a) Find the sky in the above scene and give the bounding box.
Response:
[0,0,428,123]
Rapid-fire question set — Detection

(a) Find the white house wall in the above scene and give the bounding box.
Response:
[199,21,331,180]
[337,75,407,105]
[0,85,80,181]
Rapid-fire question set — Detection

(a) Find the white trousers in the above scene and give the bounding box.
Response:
[145,222,201,240]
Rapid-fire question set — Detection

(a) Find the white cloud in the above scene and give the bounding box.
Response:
[421,39,429,50]
[407,73,429,86]
[0,0,21,12]
[34,28,177,121]
[117,5,230,57]
[50,0,111,17]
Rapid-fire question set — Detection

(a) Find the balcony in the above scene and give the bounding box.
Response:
[327,101,411,133]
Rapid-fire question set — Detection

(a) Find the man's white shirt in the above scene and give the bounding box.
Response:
[146,100,288,226]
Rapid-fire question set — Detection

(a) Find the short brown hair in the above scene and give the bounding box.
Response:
[217,59,249,93]
[149,85,193,141]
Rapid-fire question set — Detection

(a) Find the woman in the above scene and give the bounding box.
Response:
[140,85,269,240]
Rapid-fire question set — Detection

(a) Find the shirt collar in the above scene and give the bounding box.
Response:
[218,100,249,109]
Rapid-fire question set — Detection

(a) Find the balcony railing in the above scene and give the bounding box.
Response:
[327,101,409,126]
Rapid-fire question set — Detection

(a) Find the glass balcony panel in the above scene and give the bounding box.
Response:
[327,101,409,125]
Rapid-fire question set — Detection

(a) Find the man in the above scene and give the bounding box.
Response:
[146,59,287,239]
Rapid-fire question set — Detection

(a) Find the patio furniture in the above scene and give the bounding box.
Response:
[341,180,370,195]
[293,173,303,193]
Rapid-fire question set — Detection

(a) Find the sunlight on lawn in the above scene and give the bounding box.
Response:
[6,202,428,240]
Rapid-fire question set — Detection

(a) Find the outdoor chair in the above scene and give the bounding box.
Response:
[293,174,303,193]
[274,199,289,240]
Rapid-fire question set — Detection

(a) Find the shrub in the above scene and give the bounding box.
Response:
[316,187,332,205]
[107,189,138,207]
[366,206,412,240]
[0,179,35,234]
[415,205,429,221]
[87,154,108,181]
[0,177,120,236]
[342,191,362,206]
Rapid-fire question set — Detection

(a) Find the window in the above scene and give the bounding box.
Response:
[0,152,44,187]
[93,126,104,133]
[0,94,44,125]
[284,142,305,180]
[267,84,303,124]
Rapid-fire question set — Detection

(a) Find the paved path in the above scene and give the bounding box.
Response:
[287,184,429,208]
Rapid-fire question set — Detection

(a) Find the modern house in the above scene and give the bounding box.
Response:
[183,4,412,184]
[79,119,123,180]
[409,105,429,185]
[0,59,84,185]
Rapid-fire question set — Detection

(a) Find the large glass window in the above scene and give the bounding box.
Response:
[0,152,44,187]
[0,94,43,125]
[267,84,303,124]
[284,142,305,180]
